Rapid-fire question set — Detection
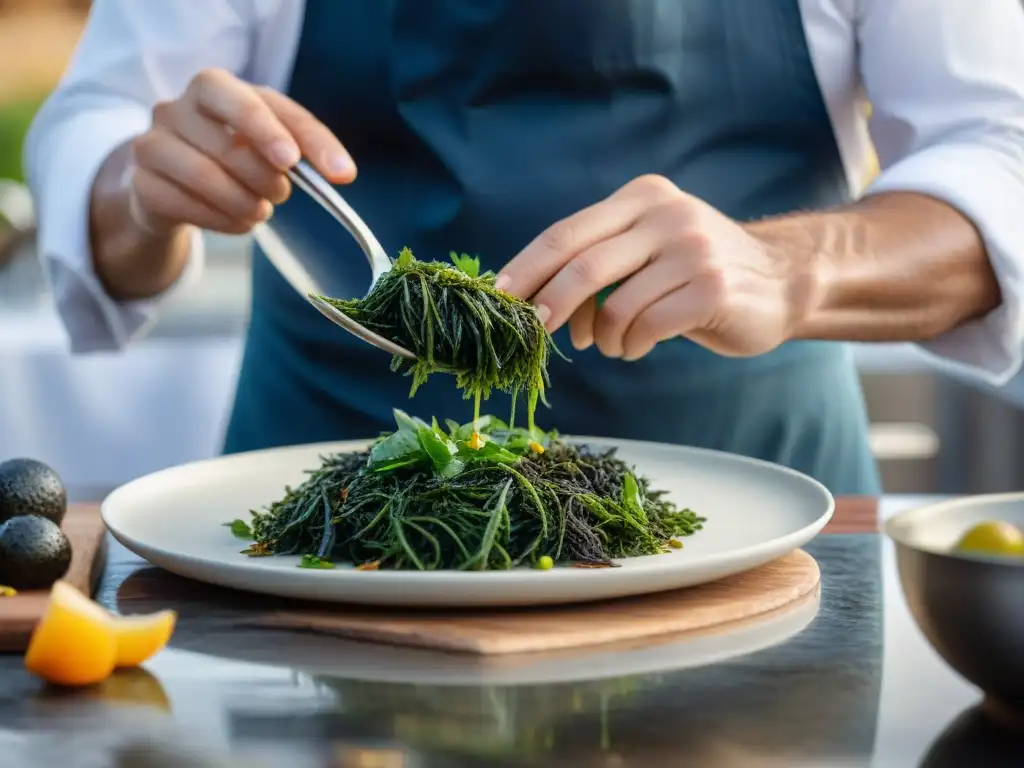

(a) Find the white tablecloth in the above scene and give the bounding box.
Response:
[0,309,243,492]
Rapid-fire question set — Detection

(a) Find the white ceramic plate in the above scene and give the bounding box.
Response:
[102,436,834,607]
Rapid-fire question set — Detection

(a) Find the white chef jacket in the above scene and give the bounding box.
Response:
[23,0,1024,384]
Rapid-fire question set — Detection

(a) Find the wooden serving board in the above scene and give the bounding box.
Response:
[243,549,823,655]
[118,499,871,657]
[115,500,875,657]
[0,504,108,652]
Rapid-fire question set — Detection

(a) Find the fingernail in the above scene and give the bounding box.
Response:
[494,273,512,291]
[534,304,552,325]
[258,200,274,221]
[269,141,300,168]
[327,152,354,177]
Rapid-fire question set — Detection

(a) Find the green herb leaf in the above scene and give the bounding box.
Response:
[622,473,644,515]
[368,409,427,471]
[494,424,550,453]
[393,408,431,433]
[449,251,480,278]
[416,426,462,475]
[298,554,336,569]
[448,414,506,442]
[224,519,253,539]
[396,246,415,268]
[458,438,520,465]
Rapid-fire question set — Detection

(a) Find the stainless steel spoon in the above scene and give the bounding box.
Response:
[251,159,416,360]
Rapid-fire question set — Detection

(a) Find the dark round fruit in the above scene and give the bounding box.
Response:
[0,458,67,526]
[0,515,72,590]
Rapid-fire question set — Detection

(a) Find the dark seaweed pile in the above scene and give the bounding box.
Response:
[242,411,704,571]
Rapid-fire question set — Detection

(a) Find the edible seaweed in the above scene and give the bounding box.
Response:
[246,411,704,570]
[317,249,558,430]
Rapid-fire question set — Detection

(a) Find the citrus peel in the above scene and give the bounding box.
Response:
[24,581,176,687]
[112,610,177,668]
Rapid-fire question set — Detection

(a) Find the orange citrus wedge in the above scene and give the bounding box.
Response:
[113,610,177,668]
[24,581,177,687]
[25,581,117,687]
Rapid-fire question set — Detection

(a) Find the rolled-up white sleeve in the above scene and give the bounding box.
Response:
[23,0,258,353]
[856,0,1024,385]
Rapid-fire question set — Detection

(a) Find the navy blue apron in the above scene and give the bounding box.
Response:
[223,0,881,495]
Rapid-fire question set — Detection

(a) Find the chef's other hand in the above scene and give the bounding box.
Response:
[127,68,355,236]
[496,175,821,361]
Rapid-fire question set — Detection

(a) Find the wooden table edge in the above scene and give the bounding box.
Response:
[822,496,879,534]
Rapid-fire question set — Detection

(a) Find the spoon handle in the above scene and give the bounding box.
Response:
[286,160,393,284]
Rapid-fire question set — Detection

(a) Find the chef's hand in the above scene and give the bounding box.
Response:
[496,175,821,361]
[127,68,355,236]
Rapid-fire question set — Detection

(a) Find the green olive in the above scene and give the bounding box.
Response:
[954,521,1024,558]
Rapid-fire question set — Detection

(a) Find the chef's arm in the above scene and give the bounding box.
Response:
[23,0,262,352]
[88,142,194,301]
[756,191,1000,343]
[785,0,1024,385]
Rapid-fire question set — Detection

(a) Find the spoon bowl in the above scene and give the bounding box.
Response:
[306,294,416,360]
[252,159,416,360]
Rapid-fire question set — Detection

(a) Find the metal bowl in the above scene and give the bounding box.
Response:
[921,704,1023,767]
[884,494,1024,715]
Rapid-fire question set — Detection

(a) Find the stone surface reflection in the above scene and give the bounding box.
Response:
[0,535,882,767]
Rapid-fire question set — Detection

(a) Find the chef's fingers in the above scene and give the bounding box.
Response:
[183,69,302,170]
[593,255,698,358]
[154,105,292,204]
[568,296,598,350]
[128,167,259,236]
[184,69,354,183]
[498,200,645,301]
[620,281,716,361]
[498,174,682,302]
[132,128,272,226]
[528,225,661,333]
[256,87,356,182]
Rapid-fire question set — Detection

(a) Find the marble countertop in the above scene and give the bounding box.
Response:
[0,495,1017,768]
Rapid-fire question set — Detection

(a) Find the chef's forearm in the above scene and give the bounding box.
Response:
[89,141,192,301]
[748,192,1002,343]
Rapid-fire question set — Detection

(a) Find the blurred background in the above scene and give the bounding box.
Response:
[2,0,1023,501]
